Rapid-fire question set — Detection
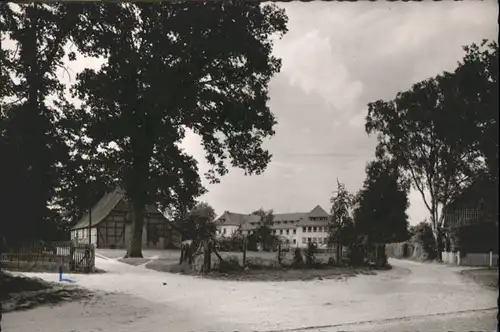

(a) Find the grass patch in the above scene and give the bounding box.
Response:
[0,271,94,313]
[145,257,387,282]
[461,268,499,289]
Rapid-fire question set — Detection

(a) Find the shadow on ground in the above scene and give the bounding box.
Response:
[460,268,498,289]
[0,272,94,313]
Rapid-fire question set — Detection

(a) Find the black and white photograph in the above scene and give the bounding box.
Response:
[0,1,498,331]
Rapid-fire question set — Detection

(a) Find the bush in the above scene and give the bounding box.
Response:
[246,257,277,269]
[305,242,317,267]
[217,255,242,273]
[347,244,365,266]
[292,247,304,268]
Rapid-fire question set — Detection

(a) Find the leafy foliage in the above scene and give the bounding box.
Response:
[328,180,354,245]
[365,41,497,258]
[328,180,355,263]
[66,3,287,257]
[251,209,278,251]
[305,242,317,267]
[353,158,410,244]
[178,202,216,244]
[409,221,437,260]
[291,247,304,268]
[0,4,83,246]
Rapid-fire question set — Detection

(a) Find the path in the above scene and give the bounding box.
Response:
[2,258,497,332]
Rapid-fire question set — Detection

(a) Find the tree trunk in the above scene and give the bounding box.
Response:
[126,199,145,258]
[202,240,211,272]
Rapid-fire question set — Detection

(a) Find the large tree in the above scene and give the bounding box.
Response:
[440,40,498,218]
[353,158,410,245]
[328,179,354,263]
[0,4,82,246]
[68,3,287,257]
[365,42,491,259]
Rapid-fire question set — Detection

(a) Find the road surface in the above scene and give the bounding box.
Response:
[3,257,497,332]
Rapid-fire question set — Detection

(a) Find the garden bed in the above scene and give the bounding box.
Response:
[144,256,388,282]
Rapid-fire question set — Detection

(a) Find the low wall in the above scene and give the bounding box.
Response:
[441,251,498,267]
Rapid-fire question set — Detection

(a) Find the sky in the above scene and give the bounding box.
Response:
[180,1,498,223]
[4,2,496,224]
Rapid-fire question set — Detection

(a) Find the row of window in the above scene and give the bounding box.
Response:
[309,217,328,221]
[273,229,296,235]
[302,226,328,233]
[217,225,330,236]
[302,237,328,244]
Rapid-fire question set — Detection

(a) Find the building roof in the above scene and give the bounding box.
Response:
[71,189,164,230]
[308,205,329,217]
[216,206,330,230]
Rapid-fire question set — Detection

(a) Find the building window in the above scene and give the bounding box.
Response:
[313,237,317,243]
[302,227,306,232]
[273,229,277,234]
[307,237,311,243]
[283,220,288,224]
[280,229,283,235]
[307,227,312,232]
[313,226,317,232]
[223,228,226,234]
[293,229,297,234]
[302,238,306,244]
[293,239,297,245]
[286,229,290,235]
[324,237,328,244]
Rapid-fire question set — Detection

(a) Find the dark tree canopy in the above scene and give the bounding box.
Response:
[66,3,287,257]
[365,41,496,258]
[251,209,277,251]
[178,202,217,244]
[0,4,82,246]
[354,159,410,244]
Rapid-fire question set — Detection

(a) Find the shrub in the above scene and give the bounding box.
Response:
[217,255,242,273]
[246,257,277,269]
[292,247,304,268]
[305,242,317,267]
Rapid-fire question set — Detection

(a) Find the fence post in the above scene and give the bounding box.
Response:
[490,251,493,267]
[242,238,247,267]
[457,251,461,266]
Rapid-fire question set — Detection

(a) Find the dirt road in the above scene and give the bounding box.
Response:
[3,258,497,332]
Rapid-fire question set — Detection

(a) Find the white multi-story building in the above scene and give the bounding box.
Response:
[215,205,331,249]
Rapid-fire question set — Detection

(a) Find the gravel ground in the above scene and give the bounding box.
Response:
[2,256,497,332]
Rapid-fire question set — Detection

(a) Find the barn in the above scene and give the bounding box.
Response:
[70,189,181,249]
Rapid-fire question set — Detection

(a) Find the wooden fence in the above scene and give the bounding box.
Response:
[0,241,95,273]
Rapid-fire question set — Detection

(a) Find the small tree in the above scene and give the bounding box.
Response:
[410,220,437,260]
[292,247,304,268]
[353,158,410,259]
[328,180,354,263]
[252,209,278,251]
[177,202,216,266]
[305,242,317,268]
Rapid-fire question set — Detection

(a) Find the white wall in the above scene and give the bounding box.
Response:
[296,226,329,249]
[217,225,239,238]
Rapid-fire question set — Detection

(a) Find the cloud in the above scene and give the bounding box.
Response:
[190,1,497,222]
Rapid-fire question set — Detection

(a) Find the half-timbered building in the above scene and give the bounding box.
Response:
[70,189,181,249]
